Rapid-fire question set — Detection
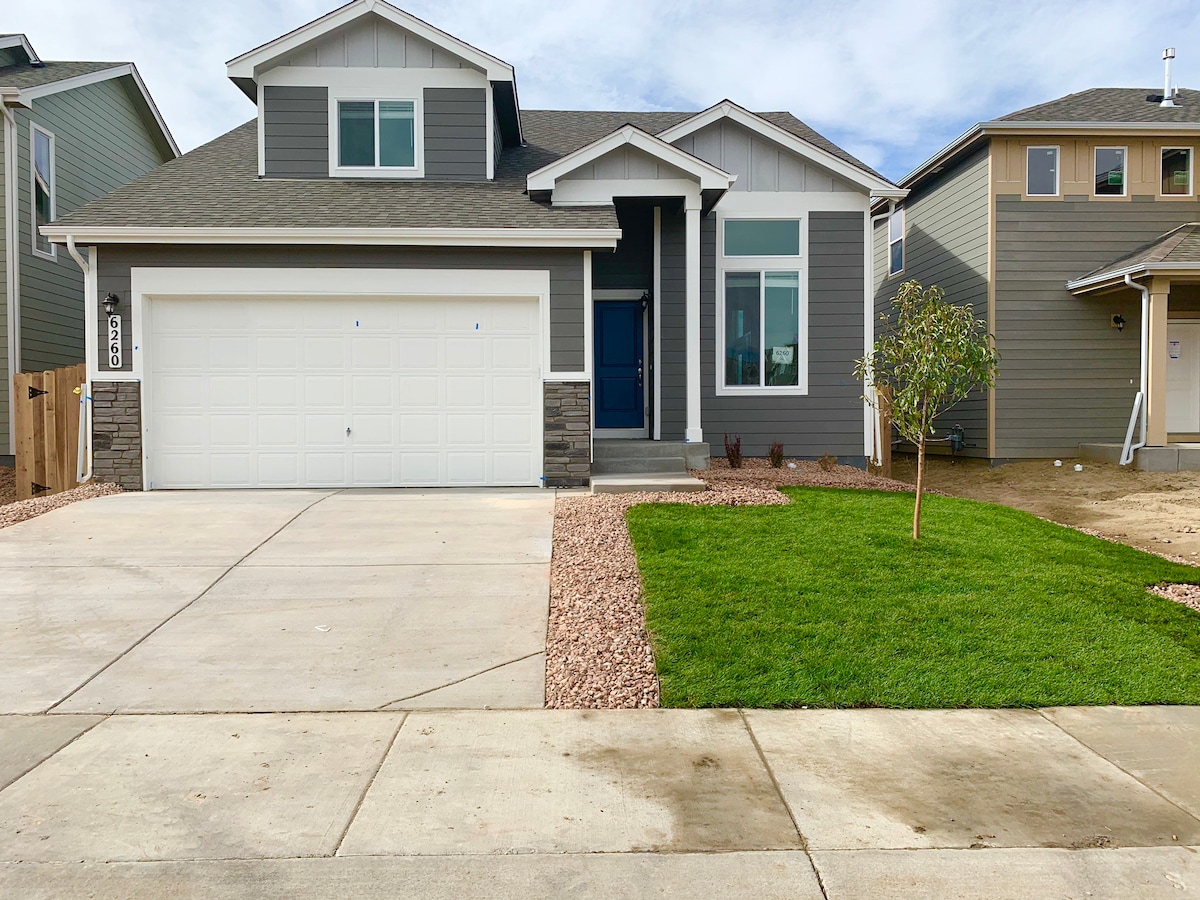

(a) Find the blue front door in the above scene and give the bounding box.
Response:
[594,301,644,430]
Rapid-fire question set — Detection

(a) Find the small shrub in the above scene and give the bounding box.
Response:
[724,433,743,469]
[768,441,785,468]
[818,452,838,472]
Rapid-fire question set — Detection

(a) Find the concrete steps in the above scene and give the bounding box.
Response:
[590,474,707,494]
[590,440,710,476]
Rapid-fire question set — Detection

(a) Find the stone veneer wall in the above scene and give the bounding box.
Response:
[92,381,143,490]
[543,381,591,488]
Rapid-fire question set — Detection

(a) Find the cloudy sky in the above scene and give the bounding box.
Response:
[7,0,1200,180]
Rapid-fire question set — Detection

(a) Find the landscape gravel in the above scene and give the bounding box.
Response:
[545,458,914,709]
[1150,582,1200,614]
[0,467,121,529]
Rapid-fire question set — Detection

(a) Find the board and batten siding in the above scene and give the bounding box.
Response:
[873,146,990,457]
[95,245,586,374]
[992,194,1200,457]
[263,86,329,178]
[702,210,866,460]
[423,87,486,181]
[278,16,472,70]
[559,145,692,183]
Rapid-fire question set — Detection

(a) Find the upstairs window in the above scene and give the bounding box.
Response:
[337,100,416,170]
[724,219,800,257]
[31,124,55,259]
[1162,147,1193,196]
[888,207,904,275]
[1094,147,1126,196]
[1026,146,1059,196]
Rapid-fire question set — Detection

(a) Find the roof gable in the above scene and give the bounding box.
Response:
[273,14,477,71]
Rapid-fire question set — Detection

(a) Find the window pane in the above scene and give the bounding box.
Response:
[1163,148,1191,195]
[725,219,799,256]
[1027,147,1057,195]
[724,272,761,386]
[33,129,52,252]
[888,207,904,243]
[764,272,799,387]
[889,239,904,275]
[1095,148,1125,195]
[379,101,415,167]
[339,101,375,167]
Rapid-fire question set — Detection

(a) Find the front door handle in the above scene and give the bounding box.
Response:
[637,359,643,387]
[346,427,351,436]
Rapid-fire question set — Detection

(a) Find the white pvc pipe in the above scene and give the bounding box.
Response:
[1120,272,1150,465]
[65,235,93,482]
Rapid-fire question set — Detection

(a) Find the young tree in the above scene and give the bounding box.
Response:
[855,280,998,540]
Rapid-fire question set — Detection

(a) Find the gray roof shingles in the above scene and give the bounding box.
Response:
[1076,223,1200,282]
[997,87,1200,124]
[0,59,126,90]
[53,106,882,232]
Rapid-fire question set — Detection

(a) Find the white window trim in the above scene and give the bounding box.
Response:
[1160,146,1194,198]
[329,95,424,178]
[1093,145,1128,198]
[1025,145,1060,197]
[30,123,56,260]
[715,214,808,397]
[887,206,904,276]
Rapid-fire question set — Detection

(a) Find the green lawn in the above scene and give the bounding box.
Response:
[626,488,1200,708]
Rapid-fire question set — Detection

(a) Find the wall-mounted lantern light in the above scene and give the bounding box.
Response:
[1112,314,1126,333]
[103,293,121,316]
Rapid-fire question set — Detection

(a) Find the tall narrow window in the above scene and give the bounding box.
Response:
[32,125,55,258]
[1095,147,1126,196]
[1027,146,1059,196]
[1162,147,1192,195]
[888,207,904,275]
[337,100,416,170]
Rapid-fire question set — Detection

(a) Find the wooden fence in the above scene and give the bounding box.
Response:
[13,363,87,501]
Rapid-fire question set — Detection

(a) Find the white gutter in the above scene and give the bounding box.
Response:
[1067,260,1200,292]
[1120,272,1149,466]
[2,100,18,457]
[65,236,93,483]
[866,200,898,466]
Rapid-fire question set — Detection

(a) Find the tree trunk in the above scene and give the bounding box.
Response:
[913,434,925,540]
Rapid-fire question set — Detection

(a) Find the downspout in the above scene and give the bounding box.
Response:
[866,199,897,465]
[1120,272,1149,465]
[65,235,93,482]
[2,100,18,458]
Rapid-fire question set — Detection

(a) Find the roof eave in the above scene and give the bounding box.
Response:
[1067,262,1200,294]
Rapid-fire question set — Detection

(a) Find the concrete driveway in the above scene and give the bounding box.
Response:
[0,489,553,714]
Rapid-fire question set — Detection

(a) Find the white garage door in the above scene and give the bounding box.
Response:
[148,295,541,488]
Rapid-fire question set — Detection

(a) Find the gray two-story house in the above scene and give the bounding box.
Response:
[874,84,1200,470]
[0,33,177,464]
[44,0,904,491]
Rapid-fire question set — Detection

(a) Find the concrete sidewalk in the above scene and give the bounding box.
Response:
[1,706,1198,898]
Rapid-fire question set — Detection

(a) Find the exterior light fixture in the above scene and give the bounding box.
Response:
[640,290,651,309]
[103,293,121,315]
[1112,314,1126,332]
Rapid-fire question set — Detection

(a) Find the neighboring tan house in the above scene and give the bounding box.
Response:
[0,34,178,464]
[43,0,905,491]
[873,76,1200,471]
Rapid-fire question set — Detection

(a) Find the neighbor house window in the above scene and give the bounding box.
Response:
[1162,147,1193,195]
[1026,146,1059,196]
[1095,147,1126,196]
[31,124,55,258]
[337,100,416,169]
[719,218,804,393]
[888,207,904,275]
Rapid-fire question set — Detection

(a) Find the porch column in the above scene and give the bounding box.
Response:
[1147,276,1171,446]
[684,199,703,444]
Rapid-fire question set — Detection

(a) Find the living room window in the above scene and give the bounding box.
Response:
[1095,147,1126,196]
[718,217,806,395]
[31,124,55,259]
[336,99,418,172]
[1026,146,1059,196]
[1162,147,1193,196]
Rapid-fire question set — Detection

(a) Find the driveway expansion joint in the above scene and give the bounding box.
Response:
[332,713,408,857]
[377,650,546,709]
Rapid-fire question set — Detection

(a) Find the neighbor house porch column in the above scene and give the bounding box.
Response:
[684,198,703,444]
[1147,276,1171,447]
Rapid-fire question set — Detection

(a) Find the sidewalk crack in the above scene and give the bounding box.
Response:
[376,650,544,709]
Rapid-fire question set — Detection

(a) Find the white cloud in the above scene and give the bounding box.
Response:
[6,0,1200,179]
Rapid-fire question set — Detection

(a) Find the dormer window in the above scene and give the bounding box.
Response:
[334,98,421,176]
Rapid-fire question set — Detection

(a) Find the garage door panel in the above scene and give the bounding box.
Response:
[150,294,541,489]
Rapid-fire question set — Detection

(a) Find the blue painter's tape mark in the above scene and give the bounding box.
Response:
[475,323,480,330]
[356,321,360,327]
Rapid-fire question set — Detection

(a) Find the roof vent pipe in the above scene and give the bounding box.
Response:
[1162,48,1177,108]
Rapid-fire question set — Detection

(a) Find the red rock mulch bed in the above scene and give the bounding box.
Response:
[545,459,913,709]
[1150,582,1200,614]
[0,467,121,529]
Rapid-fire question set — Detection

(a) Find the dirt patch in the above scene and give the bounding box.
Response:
[0,467,121,528]
[546,459,911,709]
[891,456,1200,563]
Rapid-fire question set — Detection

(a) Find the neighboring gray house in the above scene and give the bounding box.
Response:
[44,0,904,491]
[0,34,178,463]
[873,82,1200,470]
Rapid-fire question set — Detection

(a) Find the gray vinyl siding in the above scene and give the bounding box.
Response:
[95,245,585,373]
[263,86,329,178]
[423,88,486,181]
[874,146,990,457]
[993,195,1200,457]
[658,206,687,440]
[702,210,866,460]
[16,76,169,389]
